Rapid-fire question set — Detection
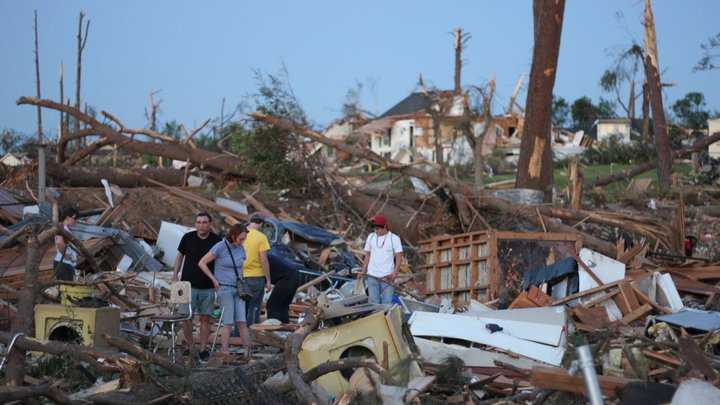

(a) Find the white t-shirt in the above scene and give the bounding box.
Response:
[363,231,403,278]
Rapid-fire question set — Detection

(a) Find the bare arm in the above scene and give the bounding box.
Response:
[172,253,184,282]
[54,234,66,253]
[393,252,403,274]
[260,251,272,290]
[198,252,218,289]
[361,252,370,275]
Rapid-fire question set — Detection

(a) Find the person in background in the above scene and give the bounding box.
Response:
[54,207,78,281]
[359,215,403,305]
[243,214,272,326]
[172,212,221,360]
[198,223,252,358]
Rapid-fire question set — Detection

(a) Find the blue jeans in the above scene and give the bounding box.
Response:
[245,277,266,326]
[366,276,394,305]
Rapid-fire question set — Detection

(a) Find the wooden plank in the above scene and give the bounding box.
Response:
[580,289,619,308]
[670,275,718,296]
[618,281,640,311]
[621,303,652,325]
[530,366,631,397]
[617,243,645,265]
[630,284,673,315]
[573,306,609,328]
[552,280,624,305]
[642,350,682,367]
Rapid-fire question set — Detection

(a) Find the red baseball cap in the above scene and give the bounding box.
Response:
[371,215,387,227]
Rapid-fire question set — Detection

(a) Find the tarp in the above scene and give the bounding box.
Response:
[522,257,579,294]
[656,309,720,332]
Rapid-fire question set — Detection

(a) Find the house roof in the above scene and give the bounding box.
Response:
[379,92,438,118]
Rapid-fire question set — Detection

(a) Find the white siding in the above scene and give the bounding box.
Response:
[597,121,631,144]
[709,118,720,159]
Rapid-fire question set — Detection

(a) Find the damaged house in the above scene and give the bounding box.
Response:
[357,90,522,166]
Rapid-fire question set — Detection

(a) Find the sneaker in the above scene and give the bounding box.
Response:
[199,349,210,361]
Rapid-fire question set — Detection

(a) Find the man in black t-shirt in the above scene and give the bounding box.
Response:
[172,212,221,360]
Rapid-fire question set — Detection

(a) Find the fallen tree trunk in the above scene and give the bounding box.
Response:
[285,308,325,405]
[46,161,188,187]
[0,331,121,374]
[0,383,84,405]
[588,131,720,188]
[17,97,254,179]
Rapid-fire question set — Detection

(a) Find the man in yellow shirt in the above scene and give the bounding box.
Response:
[243,214,272,326]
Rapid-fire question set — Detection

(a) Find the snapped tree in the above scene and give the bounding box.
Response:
[516,0,566,201]
[643,0,672,192]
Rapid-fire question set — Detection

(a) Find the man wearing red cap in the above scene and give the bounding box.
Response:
[360,214,404,304]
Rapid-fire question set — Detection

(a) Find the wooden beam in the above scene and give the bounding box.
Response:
[621,303,652,325]
[530,365,631,397]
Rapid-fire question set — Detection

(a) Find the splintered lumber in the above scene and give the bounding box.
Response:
[530,366,631,397]
[642,350,682,367]
[669,275,719,296]
[145,178,248,221]
[621,303,652,325]
[552,280,624,305]
[618,281,641,312]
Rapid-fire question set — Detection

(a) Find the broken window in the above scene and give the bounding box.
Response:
[409,125,415,147]
[383,128,392,147]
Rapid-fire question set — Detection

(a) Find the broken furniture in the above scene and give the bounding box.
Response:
[298,305,423,397]
[149,281,192,363]
[419,230,582,303]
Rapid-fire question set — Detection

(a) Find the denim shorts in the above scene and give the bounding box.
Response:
[217,285,246,326]
[178,288,215,316]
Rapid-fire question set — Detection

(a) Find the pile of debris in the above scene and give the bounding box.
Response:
[2,103,720,404]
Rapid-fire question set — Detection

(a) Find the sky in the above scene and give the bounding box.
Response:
[1,0,719,138]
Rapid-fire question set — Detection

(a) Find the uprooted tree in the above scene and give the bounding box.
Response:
[515,0,566,201]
